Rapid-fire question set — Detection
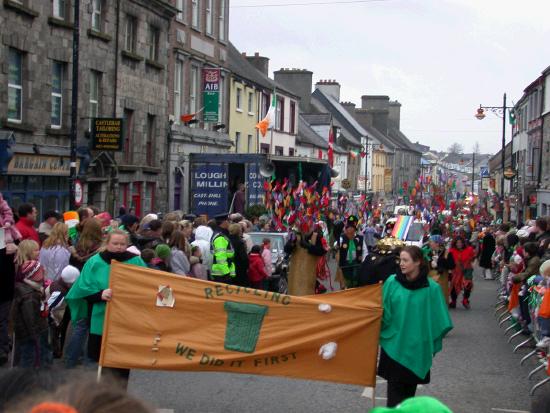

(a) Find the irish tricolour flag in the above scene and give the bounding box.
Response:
[256,92,276,137]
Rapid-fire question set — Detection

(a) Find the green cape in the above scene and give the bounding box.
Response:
[66,253,146,335]
[370,396,453,412]
[380,274,453,379]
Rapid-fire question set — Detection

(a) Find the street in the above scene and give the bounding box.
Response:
[128,267,539,413]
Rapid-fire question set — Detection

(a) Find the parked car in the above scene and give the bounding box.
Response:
[248,232,289,294]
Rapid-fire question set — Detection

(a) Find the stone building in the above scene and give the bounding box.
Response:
[0,0,176,216]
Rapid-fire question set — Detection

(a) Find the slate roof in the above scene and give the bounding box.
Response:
[362,124,396,151]
[297,115,328,149]
[388,128,422,154]
[227,42,298,99]
[301,113,332,125]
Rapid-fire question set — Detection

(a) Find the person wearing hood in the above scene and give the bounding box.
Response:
[66,230,145,384]
[378,245,453,407]
[191,225,213,277]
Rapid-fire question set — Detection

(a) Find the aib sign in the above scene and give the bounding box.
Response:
[203,68,221,123]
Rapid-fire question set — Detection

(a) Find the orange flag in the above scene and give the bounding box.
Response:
[100,262,383,386]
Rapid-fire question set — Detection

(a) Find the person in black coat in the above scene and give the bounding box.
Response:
[479,228,496,280]
[357,239,405,286]
[338,225,364,288]
[228,224,249,287]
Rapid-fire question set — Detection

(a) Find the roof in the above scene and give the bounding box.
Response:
[362,124,396,151]
[388,128,422,154]
[297,115,328,149]
[227,42,299,99]
[301,113,332,125]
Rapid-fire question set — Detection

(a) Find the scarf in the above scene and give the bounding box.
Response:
[99,250,137,264]
[395,267,429,290]
[347,238,357,263]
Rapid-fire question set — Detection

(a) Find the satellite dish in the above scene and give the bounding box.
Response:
[260,161,276,178]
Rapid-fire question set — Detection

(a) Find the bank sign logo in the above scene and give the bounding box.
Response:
[203,68,221,122]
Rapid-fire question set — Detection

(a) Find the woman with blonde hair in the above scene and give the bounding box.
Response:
[39,222,70,282]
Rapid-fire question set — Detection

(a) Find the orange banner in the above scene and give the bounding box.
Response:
[100,263,383,386]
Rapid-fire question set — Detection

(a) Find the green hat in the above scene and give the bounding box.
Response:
[155,244,171,260]
[370,396,452,413]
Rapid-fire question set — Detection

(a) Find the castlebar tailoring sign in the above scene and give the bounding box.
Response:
[91,118,123,151]
[8,154,80,176]
[100,263,383,386]
[202,68,221,123]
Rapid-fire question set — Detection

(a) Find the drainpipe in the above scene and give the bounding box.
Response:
[538,83,545,218]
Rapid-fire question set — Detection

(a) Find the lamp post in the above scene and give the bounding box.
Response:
[475,93,513,220]
[69,0,80,210]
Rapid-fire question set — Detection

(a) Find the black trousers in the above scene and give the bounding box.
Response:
[386,381,418,407]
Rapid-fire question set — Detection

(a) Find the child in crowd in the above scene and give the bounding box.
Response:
[248,245,268,289]
[12,240,51,368]
[189,246,207,280]
[536,260,550,349]
[154,244,171,272]
[141,249,157,269]
[262,238,273,280]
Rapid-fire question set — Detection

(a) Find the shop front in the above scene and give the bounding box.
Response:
[0,153,78,219]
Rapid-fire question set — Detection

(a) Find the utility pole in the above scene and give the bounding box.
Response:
[69,0,80,210]
[471,151,475,193]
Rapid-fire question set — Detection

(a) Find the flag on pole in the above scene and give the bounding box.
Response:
[180,107,204,124]
[256,92,277,137]
[328,127,334,167]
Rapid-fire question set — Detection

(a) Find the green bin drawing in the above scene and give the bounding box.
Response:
[224,301,269,353]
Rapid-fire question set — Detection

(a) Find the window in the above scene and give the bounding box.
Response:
[8,49,23,123]
[192,0,199,29]
[53,0,66,19]
[248,134,253,153]
[190,66,199,115]
[146,115,155,166]
[218,0,226,41]
[236,88,242,111]
[123,109,133,163]
[276,97,285,131]
[174,60,183,122]
[275,146,284,156]
[148,26,160,61]
[89,71,100,130]
[51,61,64,128]
[125,15,137,52]
[176,0,184,22]
[235,132,241,152]
[289,147,295,156]
[248,92,254,114]
[144,183,155,214]
[206,0,213,35]
[91,0,102,31]
[260,144,270,154]
[289,101,296,134]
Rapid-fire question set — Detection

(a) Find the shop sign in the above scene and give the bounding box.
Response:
[74,179,83,207]
[247,163,265,206]
[191,163,228,217]
[202,68,221,123]
[7,154,80,176]
[91,118,123,151]
[341,178,351,189]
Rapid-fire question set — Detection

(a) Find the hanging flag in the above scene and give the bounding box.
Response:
[328,127,334,167]
[180,107,204,124]
[256,92,277,137]
[318,149,323,159]
[349,150,359,159]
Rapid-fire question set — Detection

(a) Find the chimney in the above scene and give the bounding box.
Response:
[388,100,401,130]
[361,95,390,133]
[274,68,313,111]
[341,101,356,116]
[315,79,341,102]
[246,52,270,76]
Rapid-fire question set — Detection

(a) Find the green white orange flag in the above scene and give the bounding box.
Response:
[256,92,276,137]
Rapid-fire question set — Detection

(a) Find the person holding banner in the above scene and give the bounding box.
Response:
[378,245,453,407]
[66,230,146,384]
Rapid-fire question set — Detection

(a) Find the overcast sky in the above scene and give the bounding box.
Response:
[229,0,550,155]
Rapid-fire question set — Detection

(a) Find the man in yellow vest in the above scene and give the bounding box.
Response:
[210,213,236,284]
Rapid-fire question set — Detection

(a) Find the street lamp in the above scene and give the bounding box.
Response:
[475,94,513,220]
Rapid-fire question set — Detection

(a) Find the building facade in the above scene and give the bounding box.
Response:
[1,0,176,217]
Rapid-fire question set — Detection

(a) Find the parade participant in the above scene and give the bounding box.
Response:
[168,230,192,276]
[210,213,236,284]
[12,240,51,368]
[248,245,268,289]
[378,246,453,407]
[358,238,404,286]
[228,223,249,287]
[15,203,39,244]
[449,237,476,309]
[66,230,146,384]
[479,227,496,280]
[39,222,70,282]
[422,234,454,303]
[338,224,364,288]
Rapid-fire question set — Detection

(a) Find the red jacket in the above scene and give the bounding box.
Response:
[248,253,267,283]
[15,217,40,244]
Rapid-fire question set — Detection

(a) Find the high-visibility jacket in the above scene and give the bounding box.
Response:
[211,232,236,278]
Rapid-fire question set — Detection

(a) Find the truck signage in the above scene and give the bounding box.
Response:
[191,163,228,217]
[247,163,265,207]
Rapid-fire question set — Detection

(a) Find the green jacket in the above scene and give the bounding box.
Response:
[66,252,146,335]
[211,232,235,278]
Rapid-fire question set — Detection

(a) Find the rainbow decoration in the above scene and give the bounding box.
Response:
[391,215,413,240]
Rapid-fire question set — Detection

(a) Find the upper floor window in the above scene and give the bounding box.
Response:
[289,101,296,134]
[218,74,225,123]
[125,15,137,52]
[91,0,102,31]
[53,0,67,20]
[176,0,185,22]
[8,49,23,123]
[190,66,199,116]
[276,97,285,131]
[146,115,156,166]
[219,0,226,41]
[174,60,183,122]
[148,26,160,61]
[236,88,242,111]
[51,61,64,128]
[247,92,254,114]
[206,0,213,35]
[192,0,200,29]
[89,70,101,130]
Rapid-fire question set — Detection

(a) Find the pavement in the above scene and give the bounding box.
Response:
[128,266,546,413]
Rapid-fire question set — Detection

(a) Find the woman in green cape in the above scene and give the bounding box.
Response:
[66,229,145,383]
[378,245,453,407]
